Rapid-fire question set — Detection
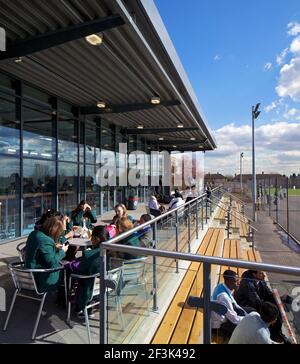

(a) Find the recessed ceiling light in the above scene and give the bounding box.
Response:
[14,57,23,63]
[137,125,144,129]
[159,137,164,141]
[151,96,161,105]
[190,137,196,141]
[85,34,103,46]
[97,101,106,109]
[199,145,203,149]
[173,145,177,148]
[177,124,184,128]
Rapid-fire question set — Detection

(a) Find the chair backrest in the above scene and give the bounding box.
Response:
[10,263,37,292]
[16,242,26,262]
[122,257,147,286]
[91,267,122,298]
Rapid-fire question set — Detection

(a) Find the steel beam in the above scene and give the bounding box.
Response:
[0,15,125,60]
[80,100,180,115]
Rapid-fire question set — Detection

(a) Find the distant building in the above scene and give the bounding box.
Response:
[204,173,227,187]
[232,173,286,186]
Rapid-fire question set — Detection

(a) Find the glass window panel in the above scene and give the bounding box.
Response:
[0,157,20,242]
[23,106,55,159]
[86,119,100,164]
[58,115,78,162]
[58,162,78,215]
[23,159,56,235]
[86,164,100,215]
[0,96,19,156]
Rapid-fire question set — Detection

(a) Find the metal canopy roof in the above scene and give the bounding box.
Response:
[0,0,216,151]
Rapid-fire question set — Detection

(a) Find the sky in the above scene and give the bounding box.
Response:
[154,0,300,176]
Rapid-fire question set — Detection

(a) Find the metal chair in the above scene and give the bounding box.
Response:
[3,261,66,340]
[67,266,123,344]
[16,242,26,262]
[121,257,148,307]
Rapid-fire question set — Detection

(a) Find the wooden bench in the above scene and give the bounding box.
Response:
[151,228,225,344]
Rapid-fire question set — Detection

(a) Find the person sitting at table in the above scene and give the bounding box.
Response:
[168,192,185,211]
[148,195,162,217]
[71,200,97,229]
[112,203,136,225]
[135,214,153,248]
[114,217,141,260]
[25,215,69,293]
[74,225,110,318]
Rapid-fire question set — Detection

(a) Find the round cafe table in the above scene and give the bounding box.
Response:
[68,238,93,249]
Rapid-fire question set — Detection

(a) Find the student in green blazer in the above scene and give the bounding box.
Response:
[25,216,68,292]
[75,225,110,314]
[112,203,136,225]
[71,200,97,229]
[115,217,141,260]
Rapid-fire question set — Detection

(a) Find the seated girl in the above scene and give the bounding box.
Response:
[25,215,69,293]
[112,203,136,225]
[71,200,97,229]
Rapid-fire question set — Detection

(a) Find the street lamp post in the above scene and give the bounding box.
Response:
[240,152,244,195]
[252,103,261,221]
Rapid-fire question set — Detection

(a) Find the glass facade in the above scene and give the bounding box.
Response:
[0,72,152,243]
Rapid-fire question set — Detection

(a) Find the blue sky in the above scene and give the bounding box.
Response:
[155,0,300,176]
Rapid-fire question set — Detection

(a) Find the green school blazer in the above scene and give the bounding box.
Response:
[77,247,101,311]
[25,230,65,292]
[71,210,97,229]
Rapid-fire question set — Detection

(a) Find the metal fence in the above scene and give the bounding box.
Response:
[257,177,300,244]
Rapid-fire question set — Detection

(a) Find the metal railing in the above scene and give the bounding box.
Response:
[208,196,258,243]
[99,241,300,344]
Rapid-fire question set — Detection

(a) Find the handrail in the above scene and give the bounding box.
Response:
[101,243,300,276]
[219,188,246,205]
[210,194,254,223]
[105,186,221,247]
[208,198,258,232]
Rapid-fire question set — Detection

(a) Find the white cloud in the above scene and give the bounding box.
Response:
[264,102,277,112]
[205,121,300,175]
[276,48,289,65]
[214,55,220,61]
[276,57,300,101]
[288,22,300,36]
[290,37,300,54]
[283,108,300,120]
[264,62,272,71]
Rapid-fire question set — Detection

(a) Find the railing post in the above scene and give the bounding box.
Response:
[205,198,208,224]
[175,210,179,274]
[286,177,289,245]
[99,245,107,344]
[187,204,191,253]
[196,200,199,239]
[201,198,204,230]
[152,221,158,311]
[226,208,231,239]
[203,262,211,344]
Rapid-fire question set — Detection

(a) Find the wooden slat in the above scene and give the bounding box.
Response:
[188,229,224,344]
[151,228,215,344]
[171,229,221,344]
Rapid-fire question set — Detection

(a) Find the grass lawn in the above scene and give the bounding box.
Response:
[268,188,300,196]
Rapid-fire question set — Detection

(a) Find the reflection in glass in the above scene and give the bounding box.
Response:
[58,162,78,215]
[0,97,19,156]
[0,157,20,242]
[86,164,100,215]
[23,106,55,159]
[23,159,55,235]
[58,115,78,162]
